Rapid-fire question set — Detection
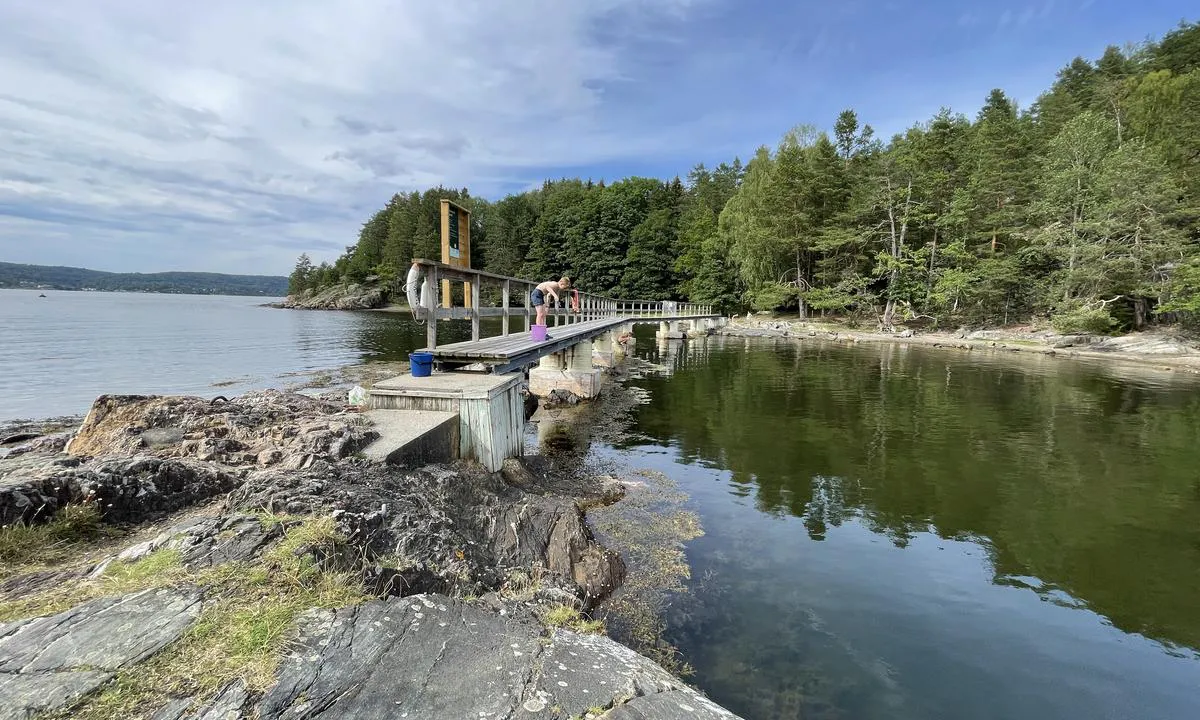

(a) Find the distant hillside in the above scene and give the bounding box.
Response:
[0,262,288,297]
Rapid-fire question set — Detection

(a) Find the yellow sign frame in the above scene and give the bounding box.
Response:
[440,199,472,308]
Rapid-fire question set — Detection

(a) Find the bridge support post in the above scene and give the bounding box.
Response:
[592,331,617,368]
[529,340,604,399]
[656,320,686,340]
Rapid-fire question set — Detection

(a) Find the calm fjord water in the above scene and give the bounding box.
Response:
[3,289,1199,719]
[616,336,1200,720]
[0,289,456,421]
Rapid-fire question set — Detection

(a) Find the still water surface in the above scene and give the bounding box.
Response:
[614,336,1200,720]
[0,289,458,421]
[3,290,1199,719]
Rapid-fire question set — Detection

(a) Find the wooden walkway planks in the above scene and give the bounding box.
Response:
[423,317,626,360]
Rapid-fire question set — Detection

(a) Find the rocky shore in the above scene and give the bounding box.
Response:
[0,390,740,719]
[717,314,1200,374]
[270,281,389,310]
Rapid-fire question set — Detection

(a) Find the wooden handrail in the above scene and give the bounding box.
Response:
[407,258,716,350]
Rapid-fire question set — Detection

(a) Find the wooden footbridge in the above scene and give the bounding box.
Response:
[407,259,722,374]
[363,258,724,473]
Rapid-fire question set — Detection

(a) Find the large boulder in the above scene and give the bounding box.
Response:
[64,392,377,470]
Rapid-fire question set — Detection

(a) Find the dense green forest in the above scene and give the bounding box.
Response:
[293,21,1200,333]
[0,262,288,296]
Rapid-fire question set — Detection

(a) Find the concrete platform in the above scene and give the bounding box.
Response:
[369,372,522,408]
[366,372,526,472]
[361,410,460,468]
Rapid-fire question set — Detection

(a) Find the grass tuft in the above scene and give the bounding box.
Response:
[0,503,110,567]
[541,604,606,635]
[35,515,371,720]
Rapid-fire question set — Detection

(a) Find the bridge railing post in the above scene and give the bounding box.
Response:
[502,279,511,336]
[470,271,481,341]
[425,265,439,350]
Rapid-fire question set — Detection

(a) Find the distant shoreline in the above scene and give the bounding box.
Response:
[720,316,1200,375]
[3,287,285,299]
[0,261,287,297]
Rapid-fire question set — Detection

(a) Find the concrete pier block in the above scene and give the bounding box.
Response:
[529,367,603,399]
[361,410,459,468]
[592,331,616,368]
[656,324,687,340]
[529,341,604,398]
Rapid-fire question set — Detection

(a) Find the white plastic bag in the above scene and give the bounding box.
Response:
[347,385,368,407]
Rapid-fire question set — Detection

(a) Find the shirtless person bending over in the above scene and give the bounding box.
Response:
[531,276,571,327]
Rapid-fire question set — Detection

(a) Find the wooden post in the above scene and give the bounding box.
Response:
[426,265,439,350]
[471,274,481,341]
[502,279,511,336]
[524,283,531,332]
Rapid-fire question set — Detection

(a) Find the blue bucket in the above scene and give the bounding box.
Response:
[409,352,433,377]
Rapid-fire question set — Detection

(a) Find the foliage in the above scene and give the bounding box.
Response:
[1051,304,1119,334]
[295,21,1200,330]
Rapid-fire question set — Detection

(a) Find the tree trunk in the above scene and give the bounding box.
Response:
[926,227,938,303]
[881,298,896,332]
[1133,297,1148,330]
[796,248,807,319]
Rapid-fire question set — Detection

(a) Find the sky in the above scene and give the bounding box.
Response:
[0,1,1195,276]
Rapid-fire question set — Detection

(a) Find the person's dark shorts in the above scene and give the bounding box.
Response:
[531,288,545,307]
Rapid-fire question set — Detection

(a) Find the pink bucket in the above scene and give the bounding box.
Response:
[531,324,548,341]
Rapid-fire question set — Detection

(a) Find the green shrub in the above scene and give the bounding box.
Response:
[1051,305,1117,335]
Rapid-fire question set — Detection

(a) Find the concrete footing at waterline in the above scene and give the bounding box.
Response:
[657,317,728,340]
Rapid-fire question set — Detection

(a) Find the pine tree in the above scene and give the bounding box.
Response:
[288,254,314,295]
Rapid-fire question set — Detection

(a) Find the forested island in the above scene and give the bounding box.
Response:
[0,262,288,297]
[291,21,1199,334]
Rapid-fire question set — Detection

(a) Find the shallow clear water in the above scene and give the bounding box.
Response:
[608,335,1200,720]
[0,289,459,421]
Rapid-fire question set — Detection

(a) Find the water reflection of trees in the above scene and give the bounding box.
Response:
[628,338,1200,652]
[345,315,492,361]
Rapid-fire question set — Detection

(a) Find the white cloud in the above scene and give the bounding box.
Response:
[0,0,710,274]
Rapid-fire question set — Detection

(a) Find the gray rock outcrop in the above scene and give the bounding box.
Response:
[274,283,388,311]
[0,456,240,526]
[228,461,626,606]
[254,594,737,720]
[0,388,743,720]
[0,588,202,719]
[1,391,377,526]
